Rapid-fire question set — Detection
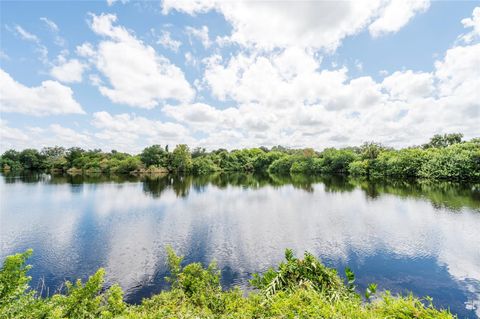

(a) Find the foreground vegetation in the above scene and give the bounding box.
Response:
[1,249,454,319]
[1,133,479,181]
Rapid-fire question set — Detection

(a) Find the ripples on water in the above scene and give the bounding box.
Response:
[0,173,479,317]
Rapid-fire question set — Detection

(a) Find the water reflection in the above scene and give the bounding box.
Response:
[0,172,479,317]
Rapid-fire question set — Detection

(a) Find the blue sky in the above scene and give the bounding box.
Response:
[1,0,479,152]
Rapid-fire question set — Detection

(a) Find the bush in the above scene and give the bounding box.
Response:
[268,156,296,174]
[348,160,369,176]
[192,157,220,174]
[420,142,480,180]
[320,149,359,174]
[0,249,454,319]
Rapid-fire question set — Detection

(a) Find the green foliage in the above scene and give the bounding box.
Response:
[140,145,167,167]
[0,149,22,171]
[18,149,45,170]
[372,148,428,177]
[113,156,144,174]
[0,249,44,319]
[360,142,389,160]
[41,146,67,170]
[192,156,220,174]
[0,249,454,319]
[1,133,478,181]
[424,133,463,148]
[419,142,480,180]
[348,159,369,176]
[319,148,359,174]
[250,249,350,302]
[268,156,297,174]
[169,144,193,172]
[365,283,377,300]
[252,151,285,172]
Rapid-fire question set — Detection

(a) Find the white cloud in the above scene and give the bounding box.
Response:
[369,0,430,37]
[184,52,197,67]
[50,57,87,83]
[157,30,182,52]
[14,25,39,42]
[459,7,480,43]
[40,17,59,32]
[382,70,434,101]
[163,102,239,133]
[91,111,193,152]
[0,69,85,116]
[0,121,93,151]
[49,124,91,144]
[76,42,96,57]
[10,25,49,63]
[0,120,29,150]
[185,25,211,48]
[163,0,429,51]
[194,12,479,149]
[106,0,129,6]
[87,13,194,108]
[40,17,65,46]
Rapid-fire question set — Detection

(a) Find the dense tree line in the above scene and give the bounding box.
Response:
[1,133,479,181]
[1,249,454,318]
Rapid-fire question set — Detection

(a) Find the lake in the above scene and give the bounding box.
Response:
[0,173,479,317]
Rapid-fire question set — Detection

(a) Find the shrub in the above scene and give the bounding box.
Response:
[0,249,455,319]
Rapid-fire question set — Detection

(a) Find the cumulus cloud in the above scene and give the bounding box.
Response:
[0,120,30,150]
[191,9,479,149]
[49,124,91,144]
[185,25,211,48]
[157,30,182,52]
[459,7,480,43]
[0,121,92,151]
[0,69,85,116]
[2,3,478,152]
[163,0,430,51]
[91,111,193,152]
[369,0,430,37]
[50,56,87,83]
[76,42,96,57]
[87,13,194,108]
[382,70,434,101]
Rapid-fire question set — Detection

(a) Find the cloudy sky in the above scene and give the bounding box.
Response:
[0,1,479,153]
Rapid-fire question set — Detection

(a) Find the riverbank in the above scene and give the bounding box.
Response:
[1,249,454,319]
[1,134,479,181]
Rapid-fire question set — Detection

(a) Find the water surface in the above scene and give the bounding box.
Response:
[1,173,479,317]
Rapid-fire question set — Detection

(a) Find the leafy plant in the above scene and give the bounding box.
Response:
[250,249,351,302]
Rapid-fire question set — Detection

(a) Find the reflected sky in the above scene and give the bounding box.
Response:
[0,173,479,317]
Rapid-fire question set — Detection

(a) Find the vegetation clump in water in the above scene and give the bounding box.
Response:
[0,248,455,318]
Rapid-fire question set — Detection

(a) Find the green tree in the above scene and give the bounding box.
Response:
[424,133,463,148]
[140,145,167,167]
[65,147,85,168]
[170,144,192,172]
[18,149,45,170]
[191,147,207,158]
[0,150,21,171]
[41,146,67,170]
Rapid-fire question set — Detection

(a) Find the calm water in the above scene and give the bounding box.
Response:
[1,173,479,317]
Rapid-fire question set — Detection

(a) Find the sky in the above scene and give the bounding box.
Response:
[0,0,479,153]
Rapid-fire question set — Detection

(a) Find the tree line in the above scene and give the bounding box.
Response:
[1,133,478,181]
